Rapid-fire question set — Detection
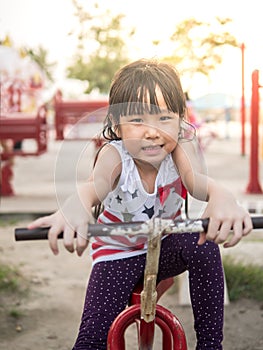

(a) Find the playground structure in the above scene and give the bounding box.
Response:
[0,47,48,196]
[0,105,48,196]
[0,88,109,196]
[53,89,108,143]
[246,69,262,194]
[0,106,47,158]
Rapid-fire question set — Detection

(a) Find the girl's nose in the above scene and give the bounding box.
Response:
[144,125,160,138]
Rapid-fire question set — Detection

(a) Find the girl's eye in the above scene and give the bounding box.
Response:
[129,118,143,123]
[160,115,172,121]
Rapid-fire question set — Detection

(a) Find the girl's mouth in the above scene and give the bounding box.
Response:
[142,145,163,151]
[141,145,163,155]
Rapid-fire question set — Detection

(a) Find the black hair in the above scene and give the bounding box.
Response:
[102,59,186,141]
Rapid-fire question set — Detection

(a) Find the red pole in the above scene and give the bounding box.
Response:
[246,70,262,193]
[240,43,246,156]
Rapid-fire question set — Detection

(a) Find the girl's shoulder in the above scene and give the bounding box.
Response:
[97,140,122,156]
[106,140,133,162]
[94,141,123,178]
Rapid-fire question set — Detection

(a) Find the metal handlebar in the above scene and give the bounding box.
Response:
[14,216,263,241]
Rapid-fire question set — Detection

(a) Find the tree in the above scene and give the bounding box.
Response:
[0,35,56,83]
[161,17,238,81]
[25,46,57,82]
[67,7,238,95]
[67,1,134,94]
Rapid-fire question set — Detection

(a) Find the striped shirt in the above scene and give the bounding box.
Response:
[90,140,186,265]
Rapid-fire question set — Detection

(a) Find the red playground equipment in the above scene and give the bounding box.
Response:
[53,90,108,146]
[246,69,262,193]
[0,45,47,196]
[107,278,187,349]
[0,105,48,196]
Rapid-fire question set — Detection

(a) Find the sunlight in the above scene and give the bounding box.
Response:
[0,0,263,98]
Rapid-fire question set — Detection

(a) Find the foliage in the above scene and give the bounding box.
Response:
[67,7,239,95]
[67,1,133,94]
[1,35,56,83]
[0,217,19,227]
[223,257,263,302]
[67,54,127,94]
[0,263,20,292]
[162,17,238,81]
[9,308,23,319]
[25,45,57,82]
[0,262,29,329]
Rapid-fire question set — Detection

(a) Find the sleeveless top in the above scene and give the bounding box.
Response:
[90,140,187,264]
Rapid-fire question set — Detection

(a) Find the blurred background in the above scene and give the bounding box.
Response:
[1,0,263,112]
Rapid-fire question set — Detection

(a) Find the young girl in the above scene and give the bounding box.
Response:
[29,59,252,350]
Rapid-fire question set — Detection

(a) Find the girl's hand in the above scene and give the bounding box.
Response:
[198,187,253,248]
[28,194,94,256]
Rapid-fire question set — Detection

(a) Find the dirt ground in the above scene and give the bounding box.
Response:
[1,221,263,350]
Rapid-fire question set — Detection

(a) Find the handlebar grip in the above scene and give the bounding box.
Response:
[15,227,61,241]
[249,215,263,229]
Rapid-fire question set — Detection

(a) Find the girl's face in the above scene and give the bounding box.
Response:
[119,86,180,168]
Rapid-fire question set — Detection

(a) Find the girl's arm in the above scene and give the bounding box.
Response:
[173,142,253,247]
[28,144,122,256]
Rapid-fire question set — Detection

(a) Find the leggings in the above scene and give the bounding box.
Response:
[72,233,224,350]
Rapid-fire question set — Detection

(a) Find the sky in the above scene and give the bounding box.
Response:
[1,0,263,99]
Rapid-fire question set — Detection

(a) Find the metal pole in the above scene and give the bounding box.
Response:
[246,70,262,193]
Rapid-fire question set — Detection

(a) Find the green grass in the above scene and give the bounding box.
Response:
[0,262,29,326]
[8,308,24,319]
[0,262,29,296]
[0,264,20,292]
[223,257,263,302]
[169,258,263,303]
[0,217,19,227]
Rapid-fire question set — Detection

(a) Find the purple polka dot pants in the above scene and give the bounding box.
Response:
[72,233,224,350]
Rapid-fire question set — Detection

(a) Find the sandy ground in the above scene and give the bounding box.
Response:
[0,221,263,350]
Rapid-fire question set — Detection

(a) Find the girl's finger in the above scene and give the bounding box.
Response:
[223,221,243,248]
[242,215,253,236]
[63,225,75,253]
[48,225,62,255]
[214,221,232,244]
[197,232,206,245]
[76,224,89,256]
[27,216,51,229]
[206,217,221,241]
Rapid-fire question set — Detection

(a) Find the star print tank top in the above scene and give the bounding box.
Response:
[90,140,187,265]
